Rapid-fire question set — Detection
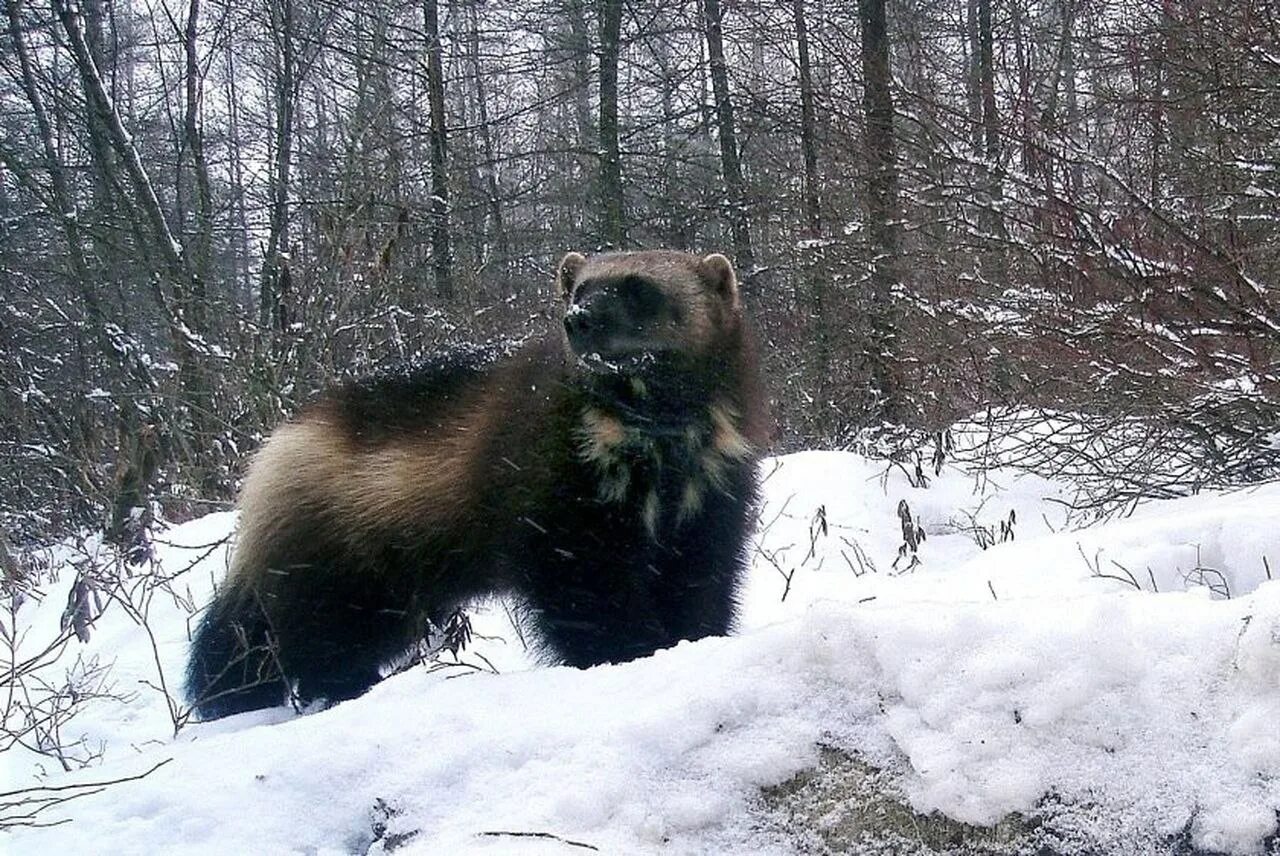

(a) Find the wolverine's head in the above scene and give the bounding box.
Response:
[556,250,742,374]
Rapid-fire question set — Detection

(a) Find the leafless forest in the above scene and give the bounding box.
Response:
[2,0,1278,551]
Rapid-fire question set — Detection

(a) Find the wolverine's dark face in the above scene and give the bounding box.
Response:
[557,250,740,374]
[563,272,682,367]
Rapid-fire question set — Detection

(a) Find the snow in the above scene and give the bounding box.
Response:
[5,451,1280,853]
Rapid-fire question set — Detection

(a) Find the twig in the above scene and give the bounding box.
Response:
[0,758,172,829]
[477,830,599,851]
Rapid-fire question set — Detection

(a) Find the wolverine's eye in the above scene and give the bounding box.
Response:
[620,276,670,323]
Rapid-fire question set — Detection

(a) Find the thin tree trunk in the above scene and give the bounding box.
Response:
[701,0,753,272]
[182,0,213,329]
[1011,0,1032,174]
[597,0,625,248]
[858,0,903,422]
[567,0,595,243]
[966,0,982,154]
[0,525,19,588]
[1061,0,1084,297]
[654,33,683,247]
[793,0,832,426]
[794,0,820,236]
[79,0,117,223]
[979,0,998,167]
[1148,8,1164,202]
[1064,3,1081,195]
[261,0,295,336]
[978,0,1005,238]
[467,2,507,266]
[424,0,454,300]
[224,31,253,302]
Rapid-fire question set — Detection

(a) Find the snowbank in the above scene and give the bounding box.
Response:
[5,452,1280,853]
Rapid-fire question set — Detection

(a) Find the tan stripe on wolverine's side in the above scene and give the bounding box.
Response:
[229,405,487,584]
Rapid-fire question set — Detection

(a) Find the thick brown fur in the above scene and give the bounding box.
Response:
[187,250,769,719]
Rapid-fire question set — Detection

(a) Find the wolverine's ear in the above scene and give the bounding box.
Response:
[698,253,740,309]
[557,252,587,302]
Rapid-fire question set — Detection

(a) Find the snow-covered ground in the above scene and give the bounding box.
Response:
[5,451,1280,854]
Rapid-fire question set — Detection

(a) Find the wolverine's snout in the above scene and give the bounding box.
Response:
[564,291,629,359]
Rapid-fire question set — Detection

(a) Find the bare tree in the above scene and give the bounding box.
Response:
[858,0,903,422]
[261,0,298,339]
[794,0,820,238]
[597,0,626,248]
[424,0,454,300]
[701,0,753,273]
[977,0,1004,239]
[0,0,1275,548]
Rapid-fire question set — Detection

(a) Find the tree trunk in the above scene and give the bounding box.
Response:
[701,0,753,272]
[978,0,1005,238]
[793,0,833,429]
[424,0,454,300]
[182,0,213,330]
[794,0,821,236]
[966,0,982,154]
[979,0,998,168]
[224,30,253,303]
[55,0,188,283]
[565,0,595,244]
[0,525,19,589]
[654,32,684,248]
[467,1,507,267]
[858,0,903,423]
[261,0,296,337]
[597,0,626,248]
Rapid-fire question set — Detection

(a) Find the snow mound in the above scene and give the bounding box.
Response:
[5,452,1280,853]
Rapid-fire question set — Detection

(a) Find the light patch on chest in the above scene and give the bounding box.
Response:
[709,403,752,461]
[578,407,626,462]
[676,479,705,524]
[641,490,660,538]
[697,403,753,496]
[576,401,752,539]
[577,407,631,503]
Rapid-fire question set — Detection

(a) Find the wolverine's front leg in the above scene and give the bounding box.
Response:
[523,555,675,667]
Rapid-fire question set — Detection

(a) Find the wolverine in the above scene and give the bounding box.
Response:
[186,250,768,719]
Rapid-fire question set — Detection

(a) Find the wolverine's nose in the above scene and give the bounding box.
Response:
[565,296,613,355]
[564,304,593,338]
[565,310,605,358]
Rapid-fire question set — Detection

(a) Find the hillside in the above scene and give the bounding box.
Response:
[5,451,1280,854]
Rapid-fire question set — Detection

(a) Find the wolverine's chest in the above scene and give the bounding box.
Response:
[574,402,753,540]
